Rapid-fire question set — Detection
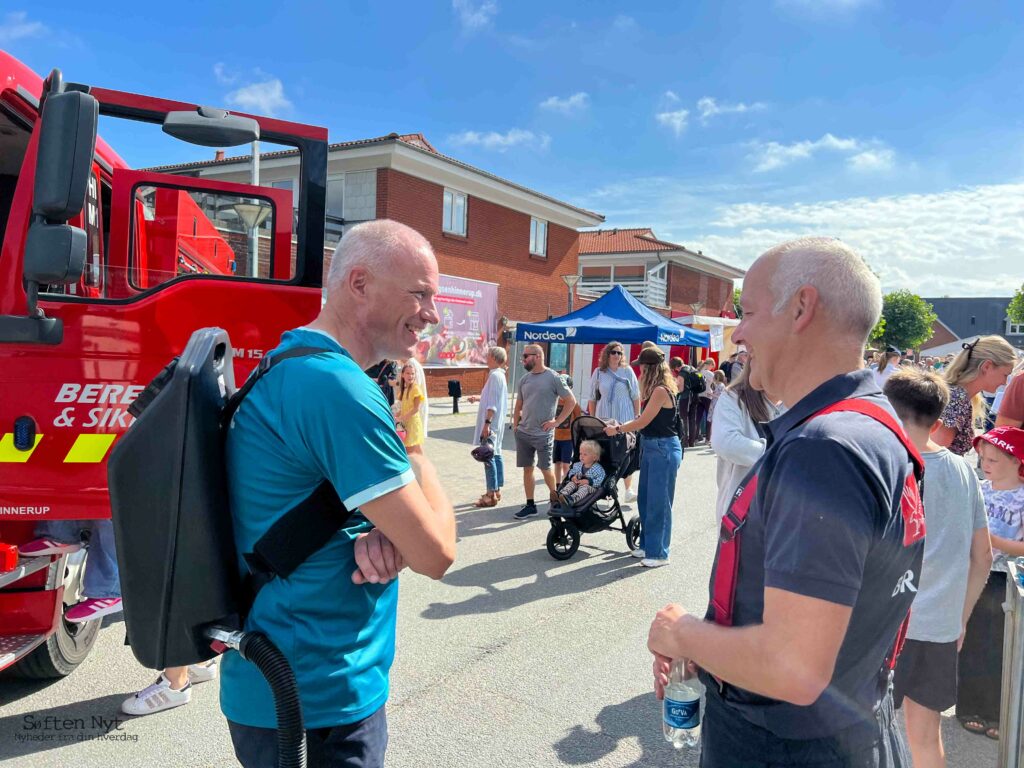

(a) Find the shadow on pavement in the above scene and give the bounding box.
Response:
[0,693,133,761]
[554,693,698,768]
[422,545,647,619]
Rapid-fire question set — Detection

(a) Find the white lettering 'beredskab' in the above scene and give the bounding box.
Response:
[891,569,917,597]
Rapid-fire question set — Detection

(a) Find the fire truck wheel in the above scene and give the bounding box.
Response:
[8,552,102,679]
[10,614,102,679]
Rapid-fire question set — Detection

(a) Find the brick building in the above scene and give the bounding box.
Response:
[148,133,604,396]
[920,296,1024,355]
[577,228,744,317]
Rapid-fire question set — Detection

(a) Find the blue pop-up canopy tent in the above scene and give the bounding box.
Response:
[515,285,710,347]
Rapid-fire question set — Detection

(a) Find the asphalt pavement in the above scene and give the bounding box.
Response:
[0,407,1000,767]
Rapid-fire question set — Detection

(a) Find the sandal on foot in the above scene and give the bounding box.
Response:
[958,715,987,735]
[985,726,999,741]
[474,494,497,508]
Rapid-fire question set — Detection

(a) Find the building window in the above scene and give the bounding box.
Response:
[325,171,377,247]
[1009,319,1024,335]
[443,188,467,236]
[529,217,547,257]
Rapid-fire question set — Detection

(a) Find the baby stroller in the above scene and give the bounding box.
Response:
[546,415,641,560]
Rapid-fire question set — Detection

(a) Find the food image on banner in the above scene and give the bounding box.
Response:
[414,275,498,368]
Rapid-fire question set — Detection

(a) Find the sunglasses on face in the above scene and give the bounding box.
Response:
[609,350,623,356]
[522,353,538,360]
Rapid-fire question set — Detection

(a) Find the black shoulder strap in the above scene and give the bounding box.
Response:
[222,345,356,613]
[223,345,329,426]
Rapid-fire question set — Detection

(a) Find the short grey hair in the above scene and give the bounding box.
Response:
[489,346,507,365]
[764,237,881,343]
[326,220,432,297]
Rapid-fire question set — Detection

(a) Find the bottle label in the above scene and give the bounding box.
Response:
[664,696,700,729]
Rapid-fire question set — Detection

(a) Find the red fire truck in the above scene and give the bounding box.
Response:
[0,50,328,677]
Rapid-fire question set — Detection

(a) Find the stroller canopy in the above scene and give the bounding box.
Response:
[515,286,710,347]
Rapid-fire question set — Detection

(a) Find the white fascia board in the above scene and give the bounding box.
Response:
[387,143,604,230]
[578,252,661,268]
[665,249,746,281]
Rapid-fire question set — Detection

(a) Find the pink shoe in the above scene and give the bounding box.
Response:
[18,538,82,557]
[66,597,122,623]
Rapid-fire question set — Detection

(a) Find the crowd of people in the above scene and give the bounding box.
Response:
[13,220,1024,768]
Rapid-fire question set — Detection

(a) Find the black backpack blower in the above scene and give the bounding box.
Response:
[108,328,352,768]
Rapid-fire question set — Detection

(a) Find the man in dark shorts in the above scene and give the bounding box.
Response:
[511,345,576,519]
[646,237,925,767]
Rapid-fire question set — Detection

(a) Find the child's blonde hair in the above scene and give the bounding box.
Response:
[579,440,603,460]
[714,370,727,384]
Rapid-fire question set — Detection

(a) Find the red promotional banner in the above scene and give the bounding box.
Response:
[414,274,498,368]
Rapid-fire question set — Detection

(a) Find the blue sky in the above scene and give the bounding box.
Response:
[5,1,1024,295]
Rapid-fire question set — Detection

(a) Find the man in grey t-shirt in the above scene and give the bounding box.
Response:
[884,370,993,767]
[512,344,575,519]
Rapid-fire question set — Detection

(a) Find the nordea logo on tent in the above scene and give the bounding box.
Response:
[523,330,569,341]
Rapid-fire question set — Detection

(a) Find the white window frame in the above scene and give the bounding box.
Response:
[1008,318,1024,335]
[529,217,548,257]
[443,188,467,236]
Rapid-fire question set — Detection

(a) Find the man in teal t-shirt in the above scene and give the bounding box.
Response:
[223,220,456,768]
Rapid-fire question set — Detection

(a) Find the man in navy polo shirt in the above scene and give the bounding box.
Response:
[647,237,923,766]
[223,220,456,768]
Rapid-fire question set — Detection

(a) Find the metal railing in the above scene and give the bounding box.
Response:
[578,276,667,307]
[999,561,1024,768]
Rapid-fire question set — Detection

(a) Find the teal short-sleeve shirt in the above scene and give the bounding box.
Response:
[221,328,414,728]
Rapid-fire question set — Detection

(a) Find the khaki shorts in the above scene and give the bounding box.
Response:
[515,429,554,470]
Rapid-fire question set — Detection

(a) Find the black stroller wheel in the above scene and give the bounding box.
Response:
[546,521,581,560]
[625,515,642,551]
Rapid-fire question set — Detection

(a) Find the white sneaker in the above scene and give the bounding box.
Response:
[624,490,638,503]
[121,674,192,716]
[641,558,670,568]
[630,548,646,558]
[188,660,219,684]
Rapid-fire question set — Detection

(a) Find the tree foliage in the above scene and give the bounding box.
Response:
[880,290,938,351]
[1009,285,1024,324]
[733,287,743,318]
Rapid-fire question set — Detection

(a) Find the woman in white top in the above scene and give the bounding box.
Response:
[710,365,781,523]
[588,341,641,501]
[872,346,901,389]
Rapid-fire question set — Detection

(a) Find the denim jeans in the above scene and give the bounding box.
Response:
[36,519,121,599]
[484,453,505,492]
[228,706,388,768]
[637,435,682,560]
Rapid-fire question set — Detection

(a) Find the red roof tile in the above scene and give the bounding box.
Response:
[579,228,684,254]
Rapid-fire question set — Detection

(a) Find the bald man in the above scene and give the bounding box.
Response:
[223,220,456,768]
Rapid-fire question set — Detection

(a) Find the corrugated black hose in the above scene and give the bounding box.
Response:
[238,632,306,768]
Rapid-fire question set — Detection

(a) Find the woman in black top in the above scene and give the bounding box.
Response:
[604,347,682,567]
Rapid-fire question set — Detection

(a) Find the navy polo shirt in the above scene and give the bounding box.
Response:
[700,370,924,740]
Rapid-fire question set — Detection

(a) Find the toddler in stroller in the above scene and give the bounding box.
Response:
[557,440,606,508]
[546,415,641,560]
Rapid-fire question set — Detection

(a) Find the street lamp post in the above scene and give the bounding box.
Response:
[232,202,272,277]
[561,273,581,314]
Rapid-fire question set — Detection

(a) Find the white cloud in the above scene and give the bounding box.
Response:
[213,63,237,86]
[750,133,893,172]
[447,128,550,152]
[539,92,589,114]
[697,96,767,124]
[848,148,895,172]
[0,11,45,44]
[453,0,498,33]
[572,177,1024,296]
[664,90,680,104]
[656,109,690,138]
[226,79,292,116]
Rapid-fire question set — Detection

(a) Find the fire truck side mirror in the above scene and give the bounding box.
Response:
[33,90,98,221]
[162,106,260,148]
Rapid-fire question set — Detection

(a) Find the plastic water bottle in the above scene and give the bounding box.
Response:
[663,659,701,748]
